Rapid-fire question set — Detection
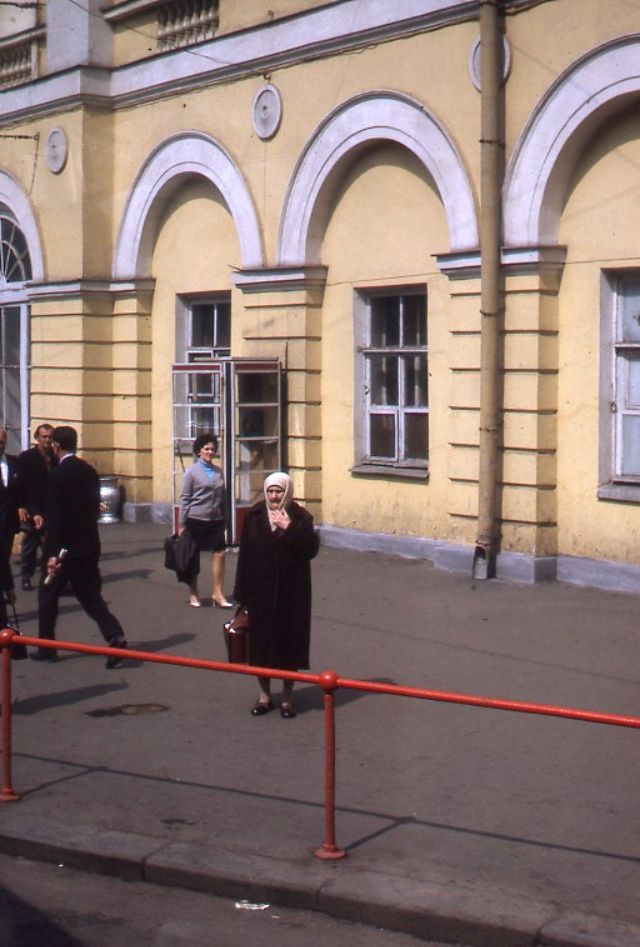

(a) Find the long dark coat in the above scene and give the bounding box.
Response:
[232,500,319,670]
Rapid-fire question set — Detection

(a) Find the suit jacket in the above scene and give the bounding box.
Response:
[0,454,21,536]
[44,455,102,562]
[17,445,57,517]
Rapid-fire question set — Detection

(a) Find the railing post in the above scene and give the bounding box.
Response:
[315,669,346,860]
[0,629,20,802]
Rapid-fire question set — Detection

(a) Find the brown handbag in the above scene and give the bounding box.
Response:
[223,606,250,664]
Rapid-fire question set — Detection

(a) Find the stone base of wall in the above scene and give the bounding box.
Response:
[319,525,640,595]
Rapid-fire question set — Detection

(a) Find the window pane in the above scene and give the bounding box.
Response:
[216,302,231,350]
[191,304,214,348]
[370,413,396,458]
[403,354,427,407]
[402,295,426,346]
[190,406,221,439]
[404,412,428,460]
[236,372,279,404]
[626,353,640,407]
[238,405,278,438]
[370,297,400,347]
[621,415,640,476]
[620,280,640,343]
[370,355,398,405]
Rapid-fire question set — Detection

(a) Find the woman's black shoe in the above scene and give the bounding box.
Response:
[250,701,273,716]
[280,704,297,719]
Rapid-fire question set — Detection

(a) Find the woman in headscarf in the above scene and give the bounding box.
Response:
[232,471,319,718]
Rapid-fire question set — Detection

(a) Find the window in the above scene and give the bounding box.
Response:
[0,205,31,454]
[599,273,640,501]
[355,289,428,474]
[186,297,230,362]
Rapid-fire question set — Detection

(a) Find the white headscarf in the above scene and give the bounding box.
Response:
[264,471,293,530]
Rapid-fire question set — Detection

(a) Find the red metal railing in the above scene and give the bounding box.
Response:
[2,628,640,860]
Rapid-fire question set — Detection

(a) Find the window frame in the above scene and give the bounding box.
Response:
[175,293,231,363]
[599,270,640,501]
[353,285,428,479]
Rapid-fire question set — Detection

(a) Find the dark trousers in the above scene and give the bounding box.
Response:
[38,556,125,645]
[20,524,43,580]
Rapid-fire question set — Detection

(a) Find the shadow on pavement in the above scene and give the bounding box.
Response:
[0,884,85,947]
[14,682,129,715]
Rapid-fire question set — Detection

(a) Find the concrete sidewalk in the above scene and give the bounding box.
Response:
[1,522,640,947]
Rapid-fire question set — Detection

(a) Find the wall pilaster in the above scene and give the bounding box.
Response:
[28,278,154,502]
[437,247,565,559]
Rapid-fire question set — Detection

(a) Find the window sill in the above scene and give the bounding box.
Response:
[598,481,640,503]
[350,463,428,481]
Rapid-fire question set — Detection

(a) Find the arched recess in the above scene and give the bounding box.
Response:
[0,171,44,282]
[504,34,640,248]
[113,132,264,278]
[278,91,478,266]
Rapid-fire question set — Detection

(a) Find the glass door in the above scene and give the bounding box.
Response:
[230,361,282,541]
[171,361,226,531]
[172,358,282,542]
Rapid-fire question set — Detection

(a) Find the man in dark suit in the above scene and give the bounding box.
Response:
[0,428,21,629]
[17,423,57,591]
[33,426,127,668]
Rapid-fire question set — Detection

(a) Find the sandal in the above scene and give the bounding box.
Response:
[280,703,297,719]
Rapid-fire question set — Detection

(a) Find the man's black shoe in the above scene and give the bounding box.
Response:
[21,578,33,591]
[30,649,58,662]
[106,640,127,669]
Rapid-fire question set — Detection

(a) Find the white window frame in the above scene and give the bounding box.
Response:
[353,286,428,478]
[599,270,640,501]
[175,293,231,363]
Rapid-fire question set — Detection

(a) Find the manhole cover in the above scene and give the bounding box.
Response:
[86,703,169,718]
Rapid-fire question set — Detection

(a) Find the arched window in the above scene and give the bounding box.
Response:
[0,206,32,284]
[0,205,32,452]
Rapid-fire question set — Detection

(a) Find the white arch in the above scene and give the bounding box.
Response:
[504,34,640,248]
[113,132,264,278]
[0,171,44,281]
[278,91,478,266]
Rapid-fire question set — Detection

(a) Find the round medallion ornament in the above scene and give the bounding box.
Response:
[468,35,512,91]
[45,127,68,174]
[252,84,282,140]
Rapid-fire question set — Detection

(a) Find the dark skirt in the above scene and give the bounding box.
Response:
[185,518,226,552]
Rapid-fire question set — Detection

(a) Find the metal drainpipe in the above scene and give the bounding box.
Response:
[473,0,503,580]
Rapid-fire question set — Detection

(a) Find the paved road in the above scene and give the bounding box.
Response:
[0,854,460,947]
[1,522,639,947]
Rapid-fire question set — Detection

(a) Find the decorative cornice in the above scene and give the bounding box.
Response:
[436,246,568,282]
[0,1,480,124]
[232,266,328,294]
[501,245,567,277]
[27,277,155,300]
[435,249,481,279]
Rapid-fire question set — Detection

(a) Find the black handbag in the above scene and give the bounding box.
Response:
[223,607,250,664]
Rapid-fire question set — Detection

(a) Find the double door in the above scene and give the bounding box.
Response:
[172,358,282,543]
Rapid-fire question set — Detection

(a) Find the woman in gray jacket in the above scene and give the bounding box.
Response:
[178,433,233,608]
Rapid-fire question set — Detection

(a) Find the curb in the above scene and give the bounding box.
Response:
[0,815,638,947]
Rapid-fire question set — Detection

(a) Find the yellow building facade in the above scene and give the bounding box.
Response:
[2,0,640,590]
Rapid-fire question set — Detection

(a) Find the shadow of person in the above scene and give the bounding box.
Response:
[14,681,129,715]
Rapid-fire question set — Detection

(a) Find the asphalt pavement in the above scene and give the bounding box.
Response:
[1,522,639,947]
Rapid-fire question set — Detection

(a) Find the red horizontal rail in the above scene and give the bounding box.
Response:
[9,633,639,730]
[2,629,640,860]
